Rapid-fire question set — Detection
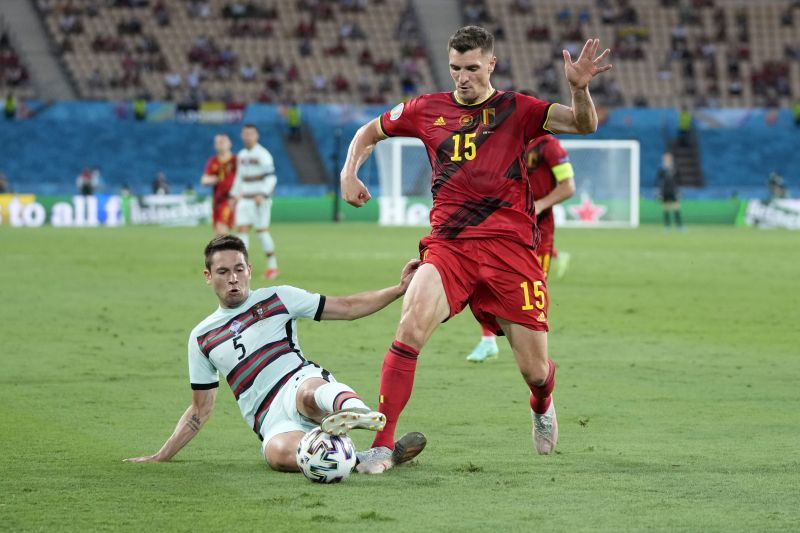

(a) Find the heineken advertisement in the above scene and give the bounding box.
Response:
[0,194,784,227]
[742,199,800,230]
[380,197,746,227]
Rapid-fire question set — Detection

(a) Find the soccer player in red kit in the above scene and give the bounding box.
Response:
[467,133,576,362]
[201,134,237,235]
[341,26,611,473]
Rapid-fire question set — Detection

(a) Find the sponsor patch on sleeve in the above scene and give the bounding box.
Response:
[389,102,405,121]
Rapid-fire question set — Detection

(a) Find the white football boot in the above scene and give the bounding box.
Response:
[532,400,558,455]
[320,407,386,436]
[355,446,393,474]
[356,432,427,474]
[466,340,500,363]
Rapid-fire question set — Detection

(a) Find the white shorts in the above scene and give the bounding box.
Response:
[259,364,336,456]
[235,197,272,229]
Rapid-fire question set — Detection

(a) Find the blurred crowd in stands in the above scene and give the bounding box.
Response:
[35,0,432,105]
[0,30,30,93]
[11,0,800,110]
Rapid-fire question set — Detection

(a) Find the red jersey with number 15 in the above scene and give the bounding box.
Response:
[379,90,553,247]
[204,154,237,207]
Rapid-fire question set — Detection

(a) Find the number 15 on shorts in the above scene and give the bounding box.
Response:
[520,280,546,311]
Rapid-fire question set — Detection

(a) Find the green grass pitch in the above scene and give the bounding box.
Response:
[1,223,798,532]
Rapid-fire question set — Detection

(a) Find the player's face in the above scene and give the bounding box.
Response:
[241,127,258,148]
[214,135,231,155]
[448,48,496,104]
[204,250,251,308]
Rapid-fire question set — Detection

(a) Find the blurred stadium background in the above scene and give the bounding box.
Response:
[0,0,798,227]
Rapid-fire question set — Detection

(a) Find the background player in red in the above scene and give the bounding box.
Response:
[340,26,611,473]
[200,134,237,235]
[467,133,575,363]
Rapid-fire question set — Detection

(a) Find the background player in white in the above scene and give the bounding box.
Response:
[125,235,426,472]
[230,124,280,280]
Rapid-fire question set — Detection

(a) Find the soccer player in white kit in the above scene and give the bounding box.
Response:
[230,124,280,280]
[125,235,426,473]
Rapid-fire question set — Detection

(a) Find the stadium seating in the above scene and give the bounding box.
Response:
[3,101,796,199]
[36,0,435,105]
[0,103,300,196]
[0,25,34,100]
[466,0,800,109]
[4,2,799,198]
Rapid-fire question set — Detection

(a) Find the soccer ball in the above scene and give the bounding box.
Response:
[296,427,357,483]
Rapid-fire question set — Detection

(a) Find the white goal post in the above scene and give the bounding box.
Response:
[375,138,640,228]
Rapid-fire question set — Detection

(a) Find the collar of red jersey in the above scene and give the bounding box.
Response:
[451,88,497,107]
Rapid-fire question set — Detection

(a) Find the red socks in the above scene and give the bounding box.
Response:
[480,324,495,337]
[371,340,419,450]
[529,359,556,414]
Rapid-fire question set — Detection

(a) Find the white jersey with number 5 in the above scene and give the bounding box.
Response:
[188,286,326,440]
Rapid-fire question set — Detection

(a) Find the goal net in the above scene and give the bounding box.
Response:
[375,137,640,228]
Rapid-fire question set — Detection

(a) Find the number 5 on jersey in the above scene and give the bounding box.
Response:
[232,335,246,360]
[520,280,545,311]
[451,133,476,162]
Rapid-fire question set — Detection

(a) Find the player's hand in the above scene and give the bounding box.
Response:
[398,258,422,293]
[563,39,612,90]
[341,174,371,207]
[254,195,264,206]
[123,454,165,463]
[534,200,544,215]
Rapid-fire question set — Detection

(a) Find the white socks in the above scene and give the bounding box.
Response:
[482,335,497,345]
[258,231,275,254]
[259,232,278,269]
[238,232,277,269]
[313,382,368,414]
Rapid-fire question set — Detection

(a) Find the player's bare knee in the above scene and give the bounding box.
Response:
[396,309,430,349]
[264,439,300,472]
[296,386,319,419]
[519,360,550,387]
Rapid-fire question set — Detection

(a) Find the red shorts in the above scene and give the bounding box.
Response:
[213,200,234,228]
[419,236,549,335]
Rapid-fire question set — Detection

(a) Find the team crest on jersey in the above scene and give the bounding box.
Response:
[459,115,474,127]
[481,108,495,126]
[389,102,404,121]
[229,320,243,333]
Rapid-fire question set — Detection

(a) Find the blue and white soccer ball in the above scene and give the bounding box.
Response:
[296,427,357,483]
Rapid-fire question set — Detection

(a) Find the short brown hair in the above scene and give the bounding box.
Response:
[204,235,249,270]
[448,26,494,55]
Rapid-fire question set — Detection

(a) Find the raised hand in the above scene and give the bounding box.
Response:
[563,39,612,90]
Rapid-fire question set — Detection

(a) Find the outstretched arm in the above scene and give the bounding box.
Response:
[545,39,612,135]
[200,173,219,187]
[340,118,385,207]
[534,177,576,214]
[321,259,420,320]
[124,388,217,463]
